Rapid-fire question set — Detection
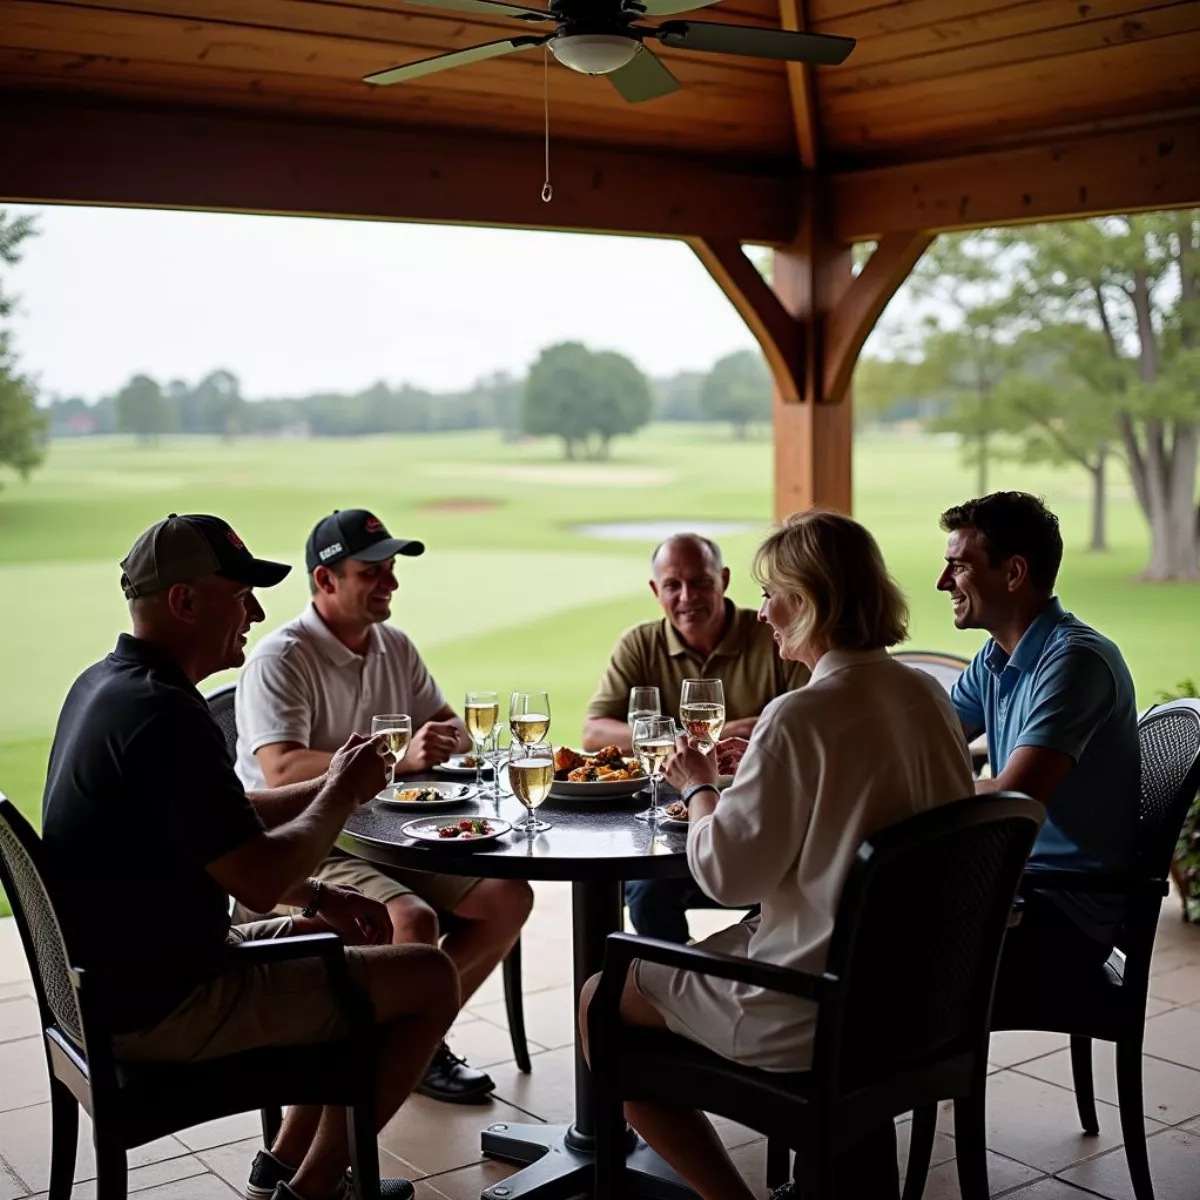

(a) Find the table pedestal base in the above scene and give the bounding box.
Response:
[481,1120,697,1199]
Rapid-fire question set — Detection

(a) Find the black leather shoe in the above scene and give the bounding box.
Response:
[414,1040,495,1104]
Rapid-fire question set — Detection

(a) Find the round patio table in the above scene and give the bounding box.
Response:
[338,782,699,1200]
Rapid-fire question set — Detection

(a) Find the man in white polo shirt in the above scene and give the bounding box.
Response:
[236,509,533,1105]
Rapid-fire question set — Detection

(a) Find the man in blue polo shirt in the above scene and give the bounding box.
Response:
[937,491,1139,978]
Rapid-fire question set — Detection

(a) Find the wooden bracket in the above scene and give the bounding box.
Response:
[688,237,805,404]
[690,231,929,407]
[821,232,933,403]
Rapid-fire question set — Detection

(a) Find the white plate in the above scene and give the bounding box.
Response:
[376,782,477,810]
[657,815,690,831]
[401,815,511,846]
[434,756,494,777]
[549,775,647,801]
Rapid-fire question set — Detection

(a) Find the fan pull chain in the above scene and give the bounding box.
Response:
[541,45,553,203]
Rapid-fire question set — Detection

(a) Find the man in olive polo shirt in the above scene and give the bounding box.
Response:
[584,533,809,942]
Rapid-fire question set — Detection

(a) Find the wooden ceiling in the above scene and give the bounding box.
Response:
[2,0,1200,241]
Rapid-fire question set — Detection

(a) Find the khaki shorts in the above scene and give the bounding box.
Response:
[312,851,480,914]
[113,917,373,1063]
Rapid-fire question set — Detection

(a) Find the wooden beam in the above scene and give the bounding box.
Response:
[0,93,798,243]
[689,238,803,404]
[822,231,932,403]
[829,118,1200,242]
[778,0,821,169]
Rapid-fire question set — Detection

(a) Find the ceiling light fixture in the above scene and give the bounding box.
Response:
[548,32,639,76]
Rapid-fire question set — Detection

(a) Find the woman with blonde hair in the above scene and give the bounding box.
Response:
[579,509,975,1200]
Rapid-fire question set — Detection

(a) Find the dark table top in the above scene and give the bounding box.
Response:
[339,780,692,883]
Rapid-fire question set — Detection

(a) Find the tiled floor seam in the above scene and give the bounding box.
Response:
[0,1151,29,1197]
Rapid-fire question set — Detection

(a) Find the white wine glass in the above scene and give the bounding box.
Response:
[680,678,726,755]
[485,725,511,806]
[509,690,551,752]
[464,690,499,795]
[633,715,677,823]
[371,712,412,789]
[627,686,662,731]
[508,739,554,836]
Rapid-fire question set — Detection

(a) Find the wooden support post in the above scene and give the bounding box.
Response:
[691,219,929,519]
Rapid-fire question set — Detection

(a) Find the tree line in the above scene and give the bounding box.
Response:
[42,346,773,451]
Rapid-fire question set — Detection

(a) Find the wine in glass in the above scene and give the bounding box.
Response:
[633,715,677,823]
[680,678,726,755]
[464,690,499,795]
[508,739,554,836]
[627,686,662,731]
[509,690,551,750]
[371,713,412,789]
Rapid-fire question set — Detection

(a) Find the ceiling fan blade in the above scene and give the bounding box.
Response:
[630,0,721,15]
[364,35,547,85]
[607,44,681,103]
[399,0,552,20]
[654,20,854,65]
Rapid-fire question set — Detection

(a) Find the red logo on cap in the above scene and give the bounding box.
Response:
[226,529,246,550]
[364,516,383,533]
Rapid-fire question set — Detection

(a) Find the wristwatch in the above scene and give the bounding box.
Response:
[681,783,720,805]
[300,878,325,918]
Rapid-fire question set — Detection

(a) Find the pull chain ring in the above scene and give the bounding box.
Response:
[541,45,553,203]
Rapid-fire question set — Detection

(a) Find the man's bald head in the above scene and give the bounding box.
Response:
[650,533,724,579]
[649,533,730,650]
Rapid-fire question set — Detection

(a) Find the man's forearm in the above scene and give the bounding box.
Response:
[582,717,632,753]
[251,786,358,906]
[249,773,331,829]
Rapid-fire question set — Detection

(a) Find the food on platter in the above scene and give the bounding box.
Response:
[553,745,645,783]
[395,787,446,803]
[664,801,689,822]
[437,818,494,840]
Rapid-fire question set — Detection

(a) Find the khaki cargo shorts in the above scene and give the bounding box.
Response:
[113,917,372,1063]
[311,851,480,914]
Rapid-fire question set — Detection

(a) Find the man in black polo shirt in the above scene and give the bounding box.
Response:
[43,514,458,1200]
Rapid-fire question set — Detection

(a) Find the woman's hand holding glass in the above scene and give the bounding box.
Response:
[662,732,719,796]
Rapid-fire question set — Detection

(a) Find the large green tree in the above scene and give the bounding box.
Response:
[699,349,771,439]
[0,210,46,488]
[521,341,652,460]
[115,374,174,443]
[1000,214,1200,580]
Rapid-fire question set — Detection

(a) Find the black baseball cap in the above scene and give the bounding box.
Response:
[305,509,425,574]
[120,514,291,599]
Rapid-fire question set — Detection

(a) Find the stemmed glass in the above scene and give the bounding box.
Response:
[627,686,661,730]
[484,726,511,806]
[371,713,412,790]
[464,690,500,796]
[509,691,551,752]
[508,739,554,836]
[680,678,726,756]
[633,715,678,823]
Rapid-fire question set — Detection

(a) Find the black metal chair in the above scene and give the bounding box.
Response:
[892,650,989,776]
[0,795,383,1200]
[902,698,1200,1200]
[206,682,532,1075]
[590,793,1044,1200]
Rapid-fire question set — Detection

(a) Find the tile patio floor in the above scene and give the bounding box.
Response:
[0,888,1198,1200]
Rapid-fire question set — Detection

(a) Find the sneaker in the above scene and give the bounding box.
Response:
[769,1185,796,1200]
[414,1040,495,1104]
[250,1153,414,1200]
[269,1182,414,1200]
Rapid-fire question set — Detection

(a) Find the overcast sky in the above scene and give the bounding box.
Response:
[4,203,788,403]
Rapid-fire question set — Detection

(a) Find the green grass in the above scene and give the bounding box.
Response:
[2,424,1197,908]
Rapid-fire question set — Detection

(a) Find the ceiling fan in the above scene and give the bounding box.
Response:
[363,0,855,103]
